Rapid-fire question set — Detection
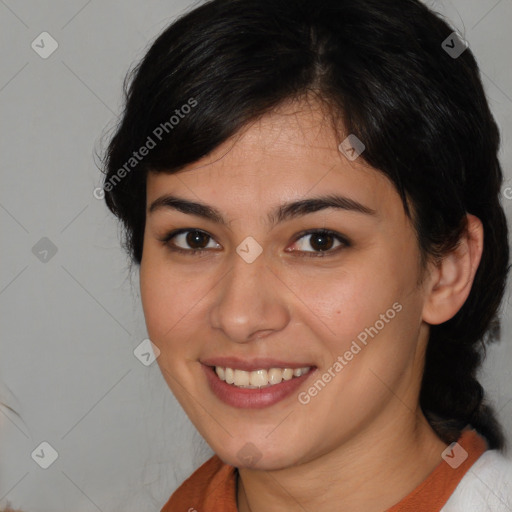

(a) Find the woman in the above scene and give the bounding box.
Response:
[101,0,512,510]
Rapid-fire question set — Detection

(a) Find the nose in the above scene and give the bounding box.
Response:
[209,251,290,343]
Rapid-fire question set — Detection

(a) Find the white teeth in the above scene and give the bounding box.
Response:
[282,368,294,381]
[234,369,250,386]
[250,369,268,387]
[268,368,283,385]
[225,367,235,384]
[214,366,311,388]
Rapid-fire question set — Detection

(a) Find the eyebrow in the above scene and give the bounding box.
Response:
[148,193,377,226]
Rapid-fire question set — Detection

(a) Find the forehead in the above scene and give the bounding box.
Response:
[146,101,402,222]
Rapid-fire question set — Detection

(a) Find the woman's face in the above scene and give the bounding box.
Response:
[140,100,433,470]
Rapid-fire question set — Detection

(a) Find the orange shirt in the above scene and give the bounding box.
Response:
[161,429,487,512]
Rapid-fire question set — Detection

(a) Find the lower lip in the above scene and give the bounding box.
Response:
[201,364,316,409]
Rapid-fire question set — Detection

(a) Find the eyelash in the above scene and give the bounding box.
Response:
[158,228,351,258]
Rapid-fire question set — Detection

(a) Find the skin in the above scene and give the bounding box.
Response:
[140,99,484,512]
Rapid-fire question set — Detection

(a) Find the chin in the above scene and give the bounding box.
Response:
[211,435,309,471]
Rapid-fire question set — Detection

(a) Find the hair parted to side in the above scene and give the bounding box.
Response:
[101,0,510,449]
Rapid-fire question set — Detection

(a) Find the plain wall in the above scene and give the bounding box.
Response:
[1,1,511,510]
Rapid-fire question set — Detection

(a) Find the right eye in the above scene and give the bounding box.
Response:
[159,229,221,255]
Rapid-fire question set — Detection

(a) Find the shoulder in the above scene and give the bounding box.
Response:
[441,449,512,511]
[161,454,237,512]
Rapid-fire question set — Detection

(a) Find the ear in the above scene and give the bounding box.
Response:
[422,214,484,325]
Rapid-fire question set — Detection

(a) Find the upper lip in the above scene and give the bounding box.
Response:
[200,356,315,372]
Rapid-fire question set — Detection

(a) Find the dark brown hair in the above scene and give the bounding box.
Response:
[101,0,510,449]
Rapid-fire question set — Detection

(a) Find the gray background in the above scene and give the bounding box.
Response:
[1,1,511,510]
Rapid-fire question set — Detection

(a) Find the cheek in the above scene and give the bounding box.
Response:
[139,245,222,372]
[140,247,192,342]
[140,260,199,396]
[307,249,419,361]
[290,262,401,339]
[140,259,166,338]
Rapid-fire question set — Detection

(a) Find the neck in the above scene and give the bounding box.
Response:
[236,407,448,512]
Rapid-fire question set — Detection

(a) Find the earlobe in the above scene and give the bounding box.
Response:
[422,214,484,326]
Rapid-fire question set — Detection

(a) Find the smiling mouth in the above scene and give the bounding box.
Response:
[212,365,313,389]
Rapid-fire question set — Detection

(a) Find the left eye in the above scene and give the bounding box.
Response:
[288,229,349,255]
